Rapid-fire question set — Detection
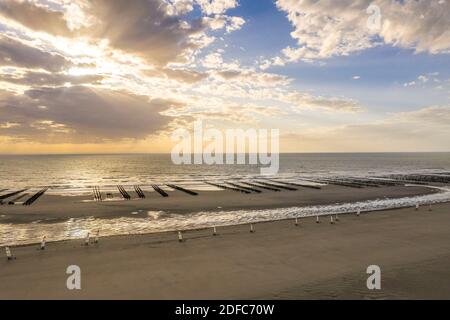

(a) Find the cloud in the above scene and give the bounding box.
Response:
[283,92,364,113]
[145,68,208,84]
[392,105,450,126]
[192,53,365,113]
[0,0,368,150]
[403,72,442,87]
[0,70,103,86]
[81,0,209,67]
[275,0,450,63]
[0,0,72,36]
[1,0,218,67]
[0,86,179,142]
[225,16,245,33]
[0,36,70,72]
[164,0,238,15]
[164,0,195,15]
[201,51,241,69]
[203,15,245,33]
[196,0,238,15]
[259,56,285,70]
[214,69,291,87]
[282,105,450,152]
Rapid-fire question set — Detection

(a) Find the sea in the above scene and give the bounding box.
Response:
[1,153,450,245]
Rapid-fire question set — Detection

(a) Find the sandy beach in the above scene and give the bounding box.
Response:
[1,202,450,299]
[0,184,437,223]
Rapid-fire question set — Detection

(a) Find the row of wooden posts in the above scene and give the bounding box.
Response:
[0,188,46,206]
[88,176,399,201]
[4,202,434,260]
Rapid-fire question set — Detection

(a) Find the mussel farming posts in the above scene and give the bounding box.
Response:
[166,184,198,196]
[152,185,169,197]
[23,187,48,206]
[349,177,401,186]
[256,181,297,191]
[267,179,322,190]
[388,174,450,184]
[117,185,131,200]
[335,178,380,187]
[0,189,28,204]
[240,181,281,192]
[134,185,146,198]
[8,193,28,205]
[226,182,262,193]
[303,178,363,188]
[204,182,251,194]
[93,186,102,201]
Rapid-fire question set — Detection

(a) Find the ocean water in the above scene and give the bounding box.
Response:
[1,153,450,194]
[2,185,450,246]
[1,153,450,245]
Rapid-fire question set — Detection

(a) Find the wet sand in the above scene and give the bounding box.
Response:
[1,202,450,299]
[0,184,437,223]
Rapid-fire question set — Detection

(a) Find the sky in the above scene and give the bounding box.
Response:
[0,0,449,154]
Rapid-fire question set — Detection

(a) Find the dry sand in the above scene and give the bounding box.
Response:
[0,184,436,223]
[1,202,450,299]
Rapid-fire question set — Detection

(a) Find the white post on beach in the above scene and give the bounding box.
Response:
[213,226,217,236]
[40,236,46,250]
[415,203,419,211]
[84,232,90,246]
[95,230,100,244]
[178,231,183,242]
[335,214,339,222]
[357,208,361,217]
[295,217,299,226]
[316,215,320,224]
[250,224,255,233]
[5,246,13,260]
[330,215,335,224]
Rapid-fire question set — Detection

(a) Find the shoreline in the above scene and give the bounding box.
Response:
[4,198,450,249]
[2,202,450,299]
[1,184,448,247]
[0,184,439,224]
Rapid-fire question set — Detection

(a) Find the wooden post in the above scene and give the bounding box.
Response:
[316,215,320,223]
[84,232,90,246]
[330,215,335,224]
[295,217,299,226]
[95,230,100,244]
[213,226,217,236]
[40,236,46,250]
[5,246,13,260]
[250,224,255,233]
[178,231,183,242]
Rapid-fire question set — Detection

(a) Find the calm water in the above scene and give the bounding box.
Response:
[1,153,450,194]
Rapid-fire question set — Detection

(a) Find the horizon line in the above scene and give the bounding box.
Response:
[1,151,450,156]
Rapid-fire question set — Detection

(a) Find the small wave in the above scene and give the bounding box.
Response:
[1,186,449,246]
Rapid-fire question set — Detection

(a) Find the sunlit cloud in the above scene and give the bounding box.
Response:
[271,0,450,65]
[0,0,448,152]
